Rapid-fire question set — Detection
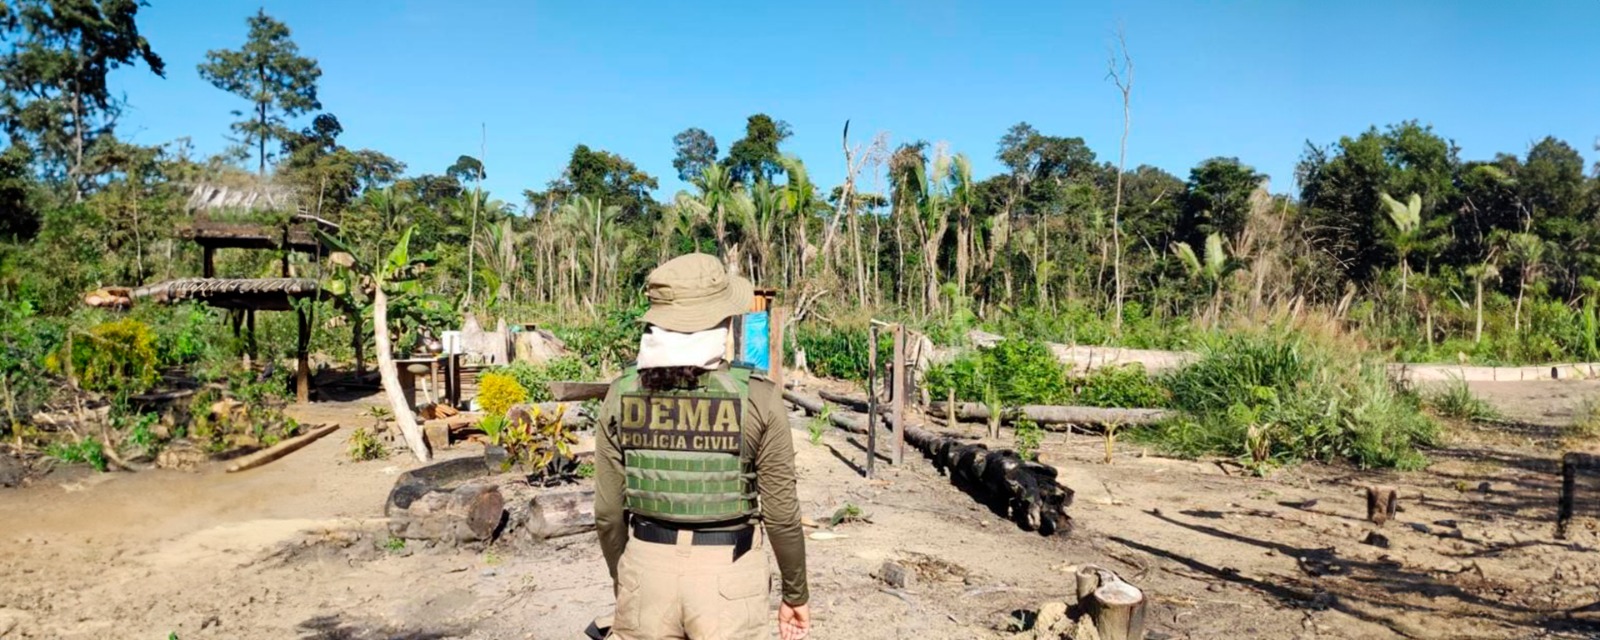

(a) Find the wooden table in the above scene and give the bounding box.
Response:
[393,354,462,410]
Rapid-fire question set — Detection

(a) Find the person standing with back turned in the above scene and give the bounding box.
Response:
[593,253,811,640]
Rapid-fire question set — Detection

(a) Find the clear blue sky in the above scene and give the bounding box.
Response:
[111,0,1599,204]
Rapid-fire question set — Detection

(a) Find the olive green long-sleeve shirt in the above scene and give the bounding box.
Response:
[593,367,810,606]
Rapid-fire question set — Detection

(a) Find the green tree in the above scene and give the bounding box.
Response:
[1379,192,1422,296]
[1180,157,1265,246]
[198,9,322,176]
[280,113,403,212]
[723,114,790,184]
[0,0,165,201]
[1171,232,1242,324]
[671,127,717,182]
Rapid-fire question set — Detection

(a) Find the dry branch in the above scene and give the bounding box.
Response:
[224,423,339,473]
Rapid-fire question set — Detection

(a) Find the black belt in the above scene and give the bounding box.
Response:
[631,519,755,561]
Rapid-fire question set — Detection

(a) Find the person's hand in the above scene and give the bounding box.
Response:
[778,602,811,640]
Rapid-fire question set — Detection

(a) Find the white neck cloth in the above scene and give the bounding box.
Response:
[636,325,728,370]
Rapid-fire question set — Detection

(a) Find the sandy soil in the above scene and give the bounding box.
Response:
[0,381,1597,639]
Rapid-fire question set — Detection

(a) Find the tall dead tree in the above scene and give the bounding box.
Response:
[1107,29,1134,332]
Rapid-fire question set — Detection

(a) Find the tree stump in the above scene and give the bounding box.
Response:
[388,484,504,543]
[525,485,596,540]
[1074,565,1146,640]
[1366,485,1398,526]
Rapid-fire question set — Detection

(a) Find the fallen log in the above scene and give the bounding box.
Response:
[1075,565,1148,640]
[787,391,1073,536]
[385,453,504,514]
[388,483,504,543]
[224,423,339,473]
[927,402,1173,428]
[525,484,596,540]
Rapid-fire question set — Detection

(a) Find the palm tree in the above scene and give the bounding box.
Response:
[1172,232,1242,324]
[560,195,621,308]
[1505,231,1545,334]
[473,218,521,312]
[1379,192,1422,297]
[691,165,738,268]
[949,153,978,294]
[780,156,821,286]
[1466,258,1501,345]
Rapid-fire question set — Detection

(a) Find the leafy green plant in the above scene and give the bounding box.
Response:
[1074,364,1169,408]
[383,536,406,552]
[49,318,158,394]
[492,404,578,476]
[1014,418,1043,462]
[348,426,388,461]
[47,440,107,472]
[490,357,592,403]
[1137,328,1437,470]
[1426,380,1498,421]
[807,404,832,445]
[576,461,595,479]
[789,324,892,381]
[925,338,1068,405]
[828,502,869,526]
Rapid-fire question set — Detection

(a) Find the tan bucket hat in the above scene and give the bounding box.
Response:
[640,253,754,333]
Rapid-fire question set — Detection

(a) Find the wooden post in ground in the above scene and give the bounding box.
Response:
[296,306,311,403]
[1366,485,1398,526]
[866,324,878,479]
[1076,565,1147,640]
[203,246,216,278]
[892,324,906,466]
[245,308,258,368]
[769,305,784,389]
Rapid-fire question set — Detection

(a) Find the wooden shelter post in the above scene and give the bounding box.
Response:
[296,306,311,403]
[892,323,906,465]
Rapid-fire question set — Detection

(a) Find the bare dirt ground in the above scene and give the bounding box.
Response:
[0,380,1597,639]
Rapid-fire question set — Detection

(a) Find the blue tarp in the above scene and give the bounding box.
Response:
[741,311,770,370]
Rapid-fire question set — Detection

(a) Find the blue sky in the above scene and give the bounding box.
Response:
[111,0,1599,204]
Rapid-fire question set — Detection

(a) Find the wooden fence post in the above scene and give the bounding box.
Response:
[893,324,906,466]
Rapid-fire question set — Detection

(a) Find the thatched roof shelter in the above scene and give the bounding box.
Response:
[131,278,325,311]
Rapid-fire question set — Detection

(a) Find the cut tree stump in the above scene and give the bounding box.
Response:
[1075,565,1147,640]
[550,381,610,402]
[1366,485,1398,526]
[388,484,505,543]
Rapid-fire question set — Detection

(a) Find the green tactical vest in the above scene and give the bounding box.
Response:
[615,367,759,523]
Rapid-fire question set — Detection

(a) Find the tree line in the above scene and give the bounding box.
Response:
[1,2,1597,364]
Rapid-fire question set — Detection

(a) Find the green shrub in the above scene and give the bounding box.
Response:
[1014,418,1043,461]
[548,303,648,373]
[925,338,1068,405]
[491,357,593,402]
[47,439,107,472]
[347,426,388,461]
[1426,380,1498,421]
[790,325,890,381]
[1136,329,1436,470]
[50,318,158,394]
[1074,364,1169,408]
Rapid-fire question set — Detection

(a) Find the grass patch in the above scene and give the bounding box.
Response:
[1134,328,1437,471]
[1567,396,1600,440]
[1425,380,1499,421]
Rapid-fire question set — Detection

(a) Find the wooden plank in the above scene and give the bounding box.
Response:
[550,381,610,402]
[893,324,906,465]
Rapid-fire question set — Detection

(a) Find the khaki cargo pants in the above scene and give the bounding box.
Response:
[609,527,770,640]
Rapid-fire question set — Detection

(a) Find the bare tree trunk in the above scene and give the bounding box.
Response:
[1108,31,1134,333]
[374,286,430,462]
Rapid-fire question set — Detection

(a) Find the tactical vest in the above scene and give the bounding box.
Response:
[615,367,759,523]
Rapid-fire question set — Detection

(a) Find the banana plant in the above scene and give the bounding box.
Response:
[1379,192,1422,296]
[317,225,441,462]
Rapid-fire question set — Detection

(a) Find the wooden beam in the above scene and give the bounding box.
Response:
[928,402,1173,428]
[202,246,215,278]
[550,381,610,402]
